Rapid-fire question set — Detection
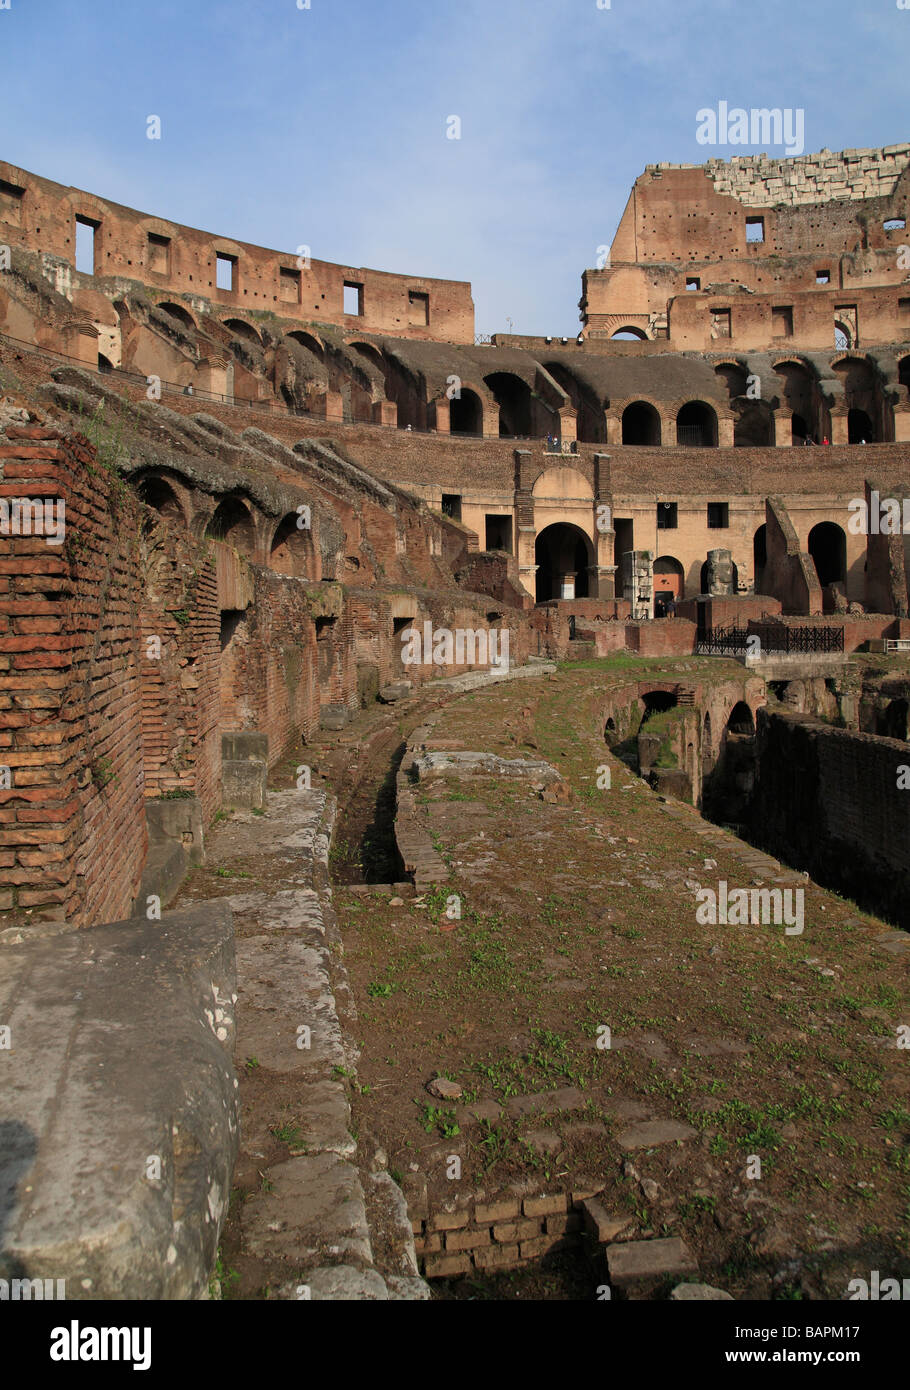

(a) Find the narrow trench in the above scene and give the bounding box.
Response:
[332,732,407,884]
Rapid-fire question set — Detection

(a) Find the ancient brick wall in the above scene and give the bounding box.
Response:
[0,426,147,926]
[752,709,910,928]
[0,161,474,344]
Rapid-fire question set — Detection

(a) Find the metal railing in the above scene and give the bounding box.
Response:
[696,621,845,657]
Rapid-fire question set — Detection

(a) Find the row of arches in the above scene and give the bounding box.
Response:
[533,518,850,607]
[136,473,318,579]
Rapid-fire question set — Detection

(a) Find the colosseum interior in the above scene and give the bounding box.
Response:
[0,141,908,1312]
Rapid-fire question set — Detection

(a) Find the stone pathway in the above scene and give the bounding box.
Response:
[176,787,429,1299]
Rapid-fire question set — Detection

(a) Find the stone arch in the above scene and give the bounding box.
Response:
[348,339,385,368]
[223,317,262,347]
[773,358,818,443]
[286,329,324,356]
[135,472,186,528]
[622,400,661,446]
[157,301,197,331]
[205,494,256,556]
[270,511,317,579]
[611,326,647,341]
[534,522,595,602]
[484,371,533,438]
[676,400,718,447]
[832,354,888,441]
[450,387,483,435]
[808,521,847,587]
[654,555,684,615]
[543,362,606,443]
[726,700,755,736]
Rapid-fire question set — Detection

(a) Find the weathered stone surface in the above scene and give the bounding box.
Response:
[241,1153,371,1265]
[222,756,267,809]
[0,904,239,1299]
[617,1119,697,1150]
[378,682,413,703]
[607,1237,698,1287]
[427,1077,463,1101]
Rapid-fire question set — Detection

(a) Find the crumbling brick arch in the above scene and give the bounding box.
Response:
[773,357,821,443]
[286,329,324,357]
[133,470,189,530]
[205,493,257,558]
[831,353,889,441]
[222,317,263,348]
[156,301,197,332]
[270,511,318,580]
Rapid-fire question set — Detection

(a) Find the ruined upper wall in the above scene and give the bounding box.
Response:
[654,143,910,210]
[0,161,475,344]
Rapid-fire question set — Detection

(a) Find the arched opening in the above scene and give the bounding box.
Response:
[734,400,774,446]
[136,473,184,528]
[484,372,533,438]
[543,362,606,443]
[157,301,196,331]
[808,522,847,588]
[611,326,647,341]
[653,555,684,616]
[450,388,483,435]
[286,330,323,357]
[641,689,677,724]
[899,356,910,399]
[206,495,256,556]
[833,355,884,441]
[881,699,909,740]
[848,408,874,443]
[223,318,262,347]
[753,524,768,592]
[676,401,718,447]
[604,716,617,743]
[534,523,594,603]
[622,401,661,446]
[270,511,316,579]
[774,360,817,444]
[834,322,852,351]
[97,353,114,374]
[726,701,755,736]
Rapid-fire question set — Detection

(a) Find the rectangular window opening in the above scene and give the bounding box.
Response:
[685,277,700,292]
[485,515,512,552]
[899,298,910,321]
[0,178,25,227]
[707,502,729,529]
[657,502,678,530]
[441,493,462,521]
[771,305,793,338]
[216,253,236,292]
[344,281,364,316]
[147,232,170,275]
[884,218,906,232]
[75,216,99,275]
[746,217,765,244]
[408,290,429,326]
[816,269,830,285]
[279,266,301,304]
[710,307,731,339]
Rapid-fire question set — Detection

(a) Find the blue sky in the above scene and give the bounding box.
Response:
[1,0,908,336]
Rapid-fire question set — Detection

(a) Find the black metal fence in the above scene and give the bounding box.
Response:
[696,621,845,657]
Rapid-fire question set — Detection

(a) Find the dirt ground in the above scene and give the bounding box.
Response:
[336,657,910,1300]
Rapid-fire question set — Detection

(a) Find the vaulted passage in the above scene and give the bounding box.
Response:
[808,521,847,588]
[534,523,594,602]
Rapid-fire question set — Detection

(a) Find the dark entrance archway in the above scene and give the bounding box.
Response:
[753,524,768,592]
[808,522,847,587]
[450,388,483,435]
[654,555,684,616]
[676,401,718,447]
[848,408,874,443]
[535,523,594,603]
[881,699,909,740]
[622,401,661,445]
[484,372,532,438]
